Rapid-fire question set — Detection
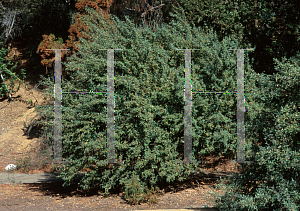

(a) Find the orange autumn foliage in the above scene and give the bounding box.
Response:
[36,33,71,76]
[37,0,149,76]
[65,0,115,53]
[64,0,148,53]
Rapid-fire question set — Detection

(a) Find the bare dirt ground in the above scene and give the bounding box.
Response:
[0,40,245,211]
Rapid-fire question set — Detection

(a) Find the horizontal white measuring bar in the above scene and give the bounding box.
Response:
[193,91,237,93]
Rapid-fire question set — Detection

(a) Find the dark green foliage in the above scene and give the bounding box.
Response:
[211,54,300,210]
[170,0,245,42]
[170,0,300,75]
[36,5,256,203]
[35,5,300,209]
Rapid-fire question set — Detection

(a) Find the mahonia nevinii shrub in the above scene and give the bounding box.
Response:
[0,40,26,99]
[36,6,264,204]
[210,54,300,210]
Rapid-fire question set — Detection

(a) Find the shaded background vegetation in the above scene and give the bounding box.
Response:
[1,0,299,87]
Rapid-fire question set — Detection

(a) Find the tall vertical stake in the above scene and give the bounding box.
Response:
[236,49,245,163]
[107,49,116,163]
[54,50,62,161]
[230,48,254,164]
[184,49,192,163]
[46,48,123,165]
[46,48,70,162]
[176,49,201,164]
[97,48,123,165]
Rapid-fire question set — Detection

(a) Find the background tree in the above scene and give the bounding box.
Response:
[1,0,78,83]
[3,0,298,85]
[62,0,178,55]
[36,0,178,80]
[48,0,300,80]
[0,0,30,47]
[0,0,29,100]
[169,0,300,75]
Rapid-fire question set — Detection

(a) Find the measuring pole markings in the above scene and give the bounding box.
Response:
[175,48,254,164]
[46,48,124,165]
[49,47,254,165]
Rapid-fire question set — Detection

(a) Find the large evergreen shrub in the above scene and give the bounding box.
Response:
[35,6,271,204]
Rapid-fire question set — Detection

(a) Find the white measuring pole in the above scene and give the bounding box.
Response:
[45,48,70,163]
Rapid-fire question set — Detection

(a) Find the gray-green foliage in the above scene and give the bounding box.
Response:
[35,5,298,206]
[211,54,300,210]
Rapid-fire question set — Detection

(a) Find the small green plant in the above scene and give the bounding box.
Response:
[15,156,34,173]
[123,174,160,205]
[28,99,33,106]
[9,179,16,185]
[16,140,52,173]
[6,168,16,185]
[146,187,160,205]
[23,121,27,128]
[0,40,27,100]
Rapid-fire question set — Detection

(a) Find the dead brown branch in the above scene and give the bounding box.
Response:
[141,3,165,18]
